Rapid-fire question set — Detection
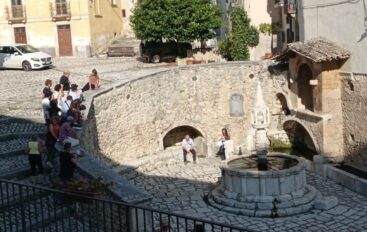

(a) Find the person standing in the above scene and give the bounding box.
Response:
[42,79,53,99]
[25,136,44,175]
[182,134,197,164]
[45,117,60,168]
[42,90,52,125]
[59,70,71,96]
[59,142,77,181]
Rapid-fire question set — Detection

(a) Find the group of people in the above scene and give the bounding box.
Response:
[181,128,231,164]
[27,69,101,182]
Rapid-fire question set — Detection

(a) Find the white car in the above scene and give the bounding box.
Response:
[0,44,53,71]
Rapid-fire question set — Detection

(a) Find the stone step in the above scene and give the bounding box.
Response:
[0,154,32,175]
[0,122,46,136]
[36,216,91,232]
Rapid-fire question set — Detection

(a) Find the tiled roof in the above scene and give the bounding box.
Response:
[274,37,351,63]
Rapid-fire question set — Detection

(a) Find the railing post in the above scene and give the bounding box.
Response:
[126,206,153,232]
[19,186,27,232]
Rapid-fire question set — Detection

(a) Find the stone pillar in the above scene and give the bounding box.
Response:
[320,65,344,162]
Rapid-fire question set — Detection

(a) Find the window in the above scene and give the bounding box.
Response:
[111,0,117,6]
[122,9,126,18]
[94,0,101,16]
[230,94,244,117]
[11,0,22,6]
[0,46,16,54]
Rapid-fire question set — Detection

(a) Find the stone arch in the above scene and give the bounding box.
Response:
[296,63,316,111]
[161,124,208,155]
[282,118,320,154]
[275,92,291,115]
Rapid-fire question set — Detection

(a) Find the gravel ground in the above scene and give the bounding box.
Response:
[0,57,169,118]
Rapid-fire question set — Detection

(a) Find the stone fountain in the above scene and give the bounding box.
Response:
[208,81,337,217]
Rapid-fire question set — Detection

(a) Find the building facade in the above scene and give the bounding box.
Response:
[120,0,136,38]
[0,0,123,57]
[297,0,367,74]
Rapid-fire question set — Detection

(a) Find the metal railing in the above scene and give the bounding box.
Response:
[0,178,253,232]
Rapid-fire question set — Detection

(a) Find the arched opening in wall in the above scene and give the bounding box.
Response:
[163,126,207,155]
[297,64,315,111]
[276,93,291,116]
[283,120,318,160]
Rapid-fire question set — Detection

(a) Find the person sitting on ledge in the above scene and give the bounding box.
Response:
[82,69,100,92]
[59,116,79,147]
[182,134,197,164]
[217,128,231,160]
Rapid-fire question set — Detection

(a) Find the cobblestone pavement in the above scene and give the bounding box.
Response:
[131,157,367,232]
[0,57,169,118]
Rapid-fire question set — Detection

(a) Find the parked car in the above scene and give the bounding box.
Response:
[0,44,53,71]
[140,41,192,63]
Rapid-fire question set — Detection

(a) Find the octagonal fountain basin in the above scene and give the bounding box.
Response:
[208,153,320,217]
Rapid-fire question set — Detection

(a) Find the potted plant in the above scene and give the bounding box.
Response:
[64,177,113,203]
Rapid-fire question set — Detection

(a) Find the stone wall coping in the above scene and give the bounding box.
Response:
[221,153,305,178]
[81,60,272,122]
[325,164,367,197]
[77,150,153,204]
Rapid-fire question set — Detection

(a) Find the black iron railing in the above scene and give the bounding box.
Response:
[0,178,253,232]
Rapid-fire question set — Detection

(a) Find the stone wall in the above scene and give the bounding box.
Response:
[341,73,367,171]
[81,62,285,164]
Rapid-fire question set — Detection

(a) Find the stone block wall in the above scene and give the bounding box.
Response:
[341,73,367,171]
[81,62,285,164]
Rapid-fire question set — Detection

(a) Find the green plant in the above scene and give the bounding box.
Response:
[259,23,272,35]
[66,177,113,193]
[130,0,222,43]
[218,7,259,61]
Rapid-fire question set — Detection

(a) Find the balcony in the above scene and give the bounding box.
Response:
[50,1,71,21]
[5,5,26,24]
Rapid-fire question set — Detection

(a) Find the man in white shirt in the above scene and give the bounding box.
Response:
[182,134,197,164]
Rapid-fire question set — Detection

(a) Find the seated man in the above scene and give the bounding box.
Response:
[182,134,197,164]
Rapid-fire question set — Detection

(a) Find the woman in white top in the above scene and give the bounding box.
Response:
[69,84,82,101]
[52,84,64,100]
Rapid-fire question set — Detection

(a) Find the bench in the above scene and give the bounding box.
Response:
[107,46,136,57]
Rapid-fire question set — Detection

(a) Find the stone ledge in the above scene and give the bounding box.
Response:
[77,150,153,205]
[325,164,367,197]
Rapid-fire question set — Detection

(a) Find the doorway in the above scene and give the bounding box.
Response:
[14,27,27,44]
[57,25,73,56]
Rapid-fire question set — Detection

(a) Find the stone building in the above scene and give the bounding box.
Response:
[275,37,350,162]
[120,0,137,38]
[273,0,367,172]
[0,0,123,57]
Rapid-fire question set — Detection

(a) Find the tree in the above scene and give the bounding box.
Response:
[130,0,222,43]
[218,7,259,61]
